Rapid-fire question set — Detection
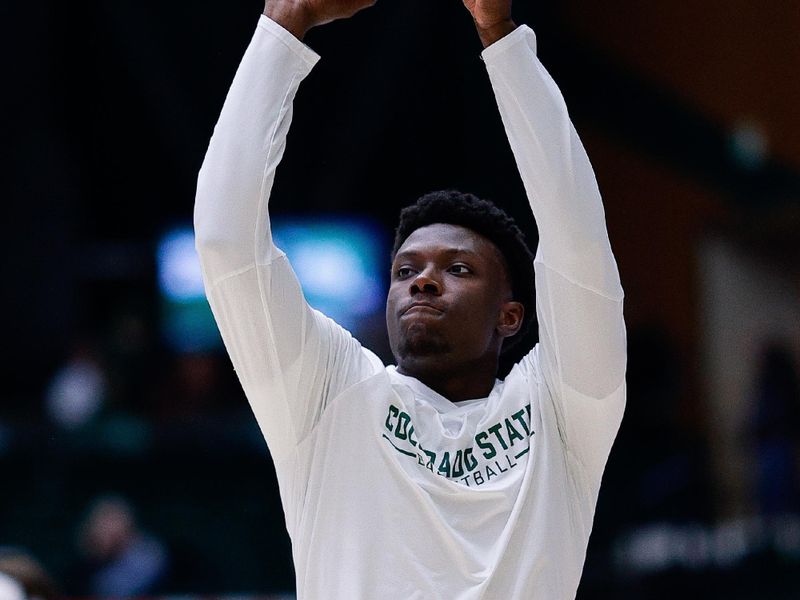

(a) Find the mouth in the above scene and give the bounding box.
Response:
[401,301,445,316]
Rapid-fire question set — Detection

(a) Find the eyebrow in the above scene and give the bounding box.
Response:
[393,247,482,261]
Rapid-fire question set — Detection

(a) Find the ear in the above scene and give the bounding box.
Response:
[497,301,524,339]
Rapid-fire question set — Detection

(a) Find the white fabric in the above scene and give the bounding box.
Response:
[195,16,626,600]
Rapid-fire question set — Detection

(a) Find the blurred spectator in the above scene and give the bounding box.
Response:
[150,351,248,424]
[105,309,159,416]
[45,339,107,430]
[752,342,800,516]
[155,353,224,420]
[70,495,169,597]
[0,548,58,600]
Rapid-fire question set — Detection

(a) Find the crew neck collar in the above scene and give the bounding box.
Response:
[386,366,499,414]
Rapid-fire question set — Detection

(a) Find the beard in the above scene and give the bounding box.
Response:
[397,322,452,359]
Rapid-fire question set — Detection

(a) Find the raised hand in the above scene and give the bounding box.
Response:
[264,0,376,39]
[462,0,516,47]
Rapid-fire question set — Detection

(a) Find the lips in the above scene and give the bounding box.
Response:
[401,301,445,316]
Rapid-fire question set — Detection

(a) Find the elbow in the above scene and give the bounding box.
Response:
[193,199,272,278]
[193,222,227,277]
[544,235,624,300]
[192,157,275,276]
[193,207,246,275]
[192,182,240,274]
[193,228,254,284]
[193,160,243,259]
[193,230,225,266]
[193,161,216,247]
[193,197,222,261]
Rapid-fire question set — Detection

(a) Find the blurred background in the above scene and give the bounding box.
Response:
[3,0,800,597]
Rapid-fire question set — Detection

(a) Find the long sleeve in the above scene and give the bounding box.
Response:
[195,16,318,274]
[194,16,381,465]
[483,27,626,480]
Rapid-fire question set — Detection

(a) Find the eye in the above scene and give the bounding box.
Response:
[448,263,472,275]
[395,266,416,279]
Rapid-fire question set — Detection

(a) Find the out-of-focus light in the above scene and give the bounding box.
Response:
[0,574,25,600]
[157,229,206,302]
[614,514,800,573]
[273,216,387,331]
[157,226,221,352]
[45,358,106,429]
[728,120,768,171]
[155,218,387,350]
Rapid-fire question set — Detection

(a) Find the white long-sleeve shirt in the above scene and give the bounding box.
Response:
[195,16,626,600]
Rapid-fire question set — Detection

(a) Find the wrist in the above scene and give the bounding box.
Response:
[475,19,517,48]
[263,0,314,40]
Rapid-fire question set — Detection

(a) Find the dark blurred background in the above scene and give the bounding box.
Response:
[3,0,800,597]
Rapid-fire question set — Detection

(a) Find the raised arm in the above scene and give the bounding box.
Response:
[195,0,375,276]
[466,1,626,479]
[262,0,376,40]
[194,0,380,465]
[463,0,516,48]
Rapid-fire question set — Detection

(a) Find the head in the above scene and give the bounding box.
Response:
[79,495,137,561]
[386,190,535,383]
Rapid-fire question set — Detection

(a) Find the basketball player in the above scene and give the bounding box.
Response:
[194,0,627,597]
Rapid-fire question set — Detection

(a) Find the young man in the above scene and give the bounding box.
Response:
[194,0,626,597]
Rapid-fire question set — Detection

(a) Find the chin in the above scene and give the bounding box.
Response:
[398,332,451,360]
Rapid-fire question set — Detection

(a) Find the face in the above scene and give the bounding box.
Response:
[386,223,524,378]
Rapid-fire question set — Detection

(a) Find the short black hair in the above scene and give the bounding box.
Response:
[392,190,536,352]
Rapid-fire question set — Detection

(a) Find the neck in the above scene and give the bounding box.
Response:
[397,355,499,402]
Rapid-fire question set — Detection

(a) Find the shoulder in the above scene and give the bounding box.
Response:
[503,343,542,386]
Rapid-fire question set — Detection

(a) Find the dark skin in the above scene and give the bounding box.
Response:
[263,0,517,48]
[386,224,524,401]
[263,0,522,400]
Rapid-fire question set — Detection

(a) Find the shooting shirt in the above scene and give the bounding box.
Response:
[195,15,626,600]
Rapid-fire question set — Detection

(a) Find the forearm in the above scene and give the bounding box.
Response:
[194,16,319,280]
[486,26,626,408]
[194,15,380,463]
[483,26,622,297]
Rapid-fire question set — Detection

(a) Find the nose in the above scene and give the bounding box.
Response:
[410,268,442,296]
